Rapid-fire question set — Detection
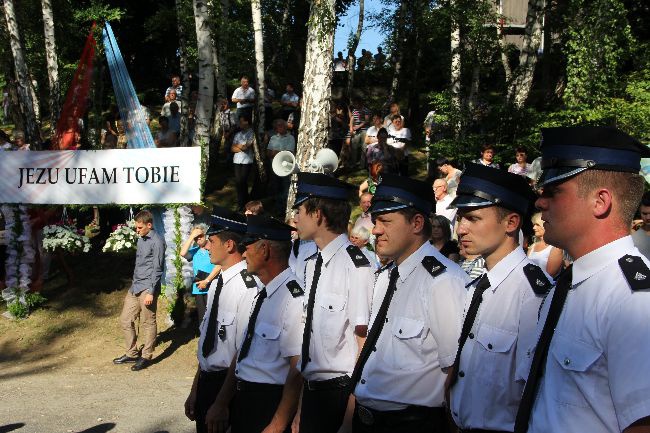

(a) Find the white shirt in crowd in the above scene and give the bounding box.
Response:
[384,114,404,129]
[289,239,318,287]
[526,236,650,433]
[387,127,412,150]
[232,86,256,109]
[450,247,545,431]
[197,260,256,372]
[235,267,304,385]
[233,129,255,165]
[365,126,381,145]
[436,194,457,231]
[355,241,469,410]
[301,234,374,381]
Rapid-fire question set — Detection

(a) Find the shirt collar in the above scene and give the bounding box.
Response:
[572,236,634,286]
[320,233,349,266]
[264,267,293,297]
[395,241,435,283]
[486,247,527,291]
[221,259,247,284]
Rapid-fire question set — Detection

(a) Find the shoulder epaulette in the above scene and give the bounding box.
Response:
[286,280,304,297]
[523,263,552,295]
[422,256,446,277]
[619,254,650,291]
[346,245,370,267]
[240,269,258,288]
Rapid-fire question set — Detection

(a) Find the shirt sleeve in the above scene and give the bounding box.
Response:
[280,296,305,358]
[148,237,166,294]
[185,245,199,261]
[267,136,279,151]
[346,262,373,327]
[515,288,544,381]
[232,88,241,100]
[428,272,467,368]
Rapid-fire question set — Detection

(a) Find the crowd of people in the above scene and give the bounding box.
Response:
[106,125,650,433]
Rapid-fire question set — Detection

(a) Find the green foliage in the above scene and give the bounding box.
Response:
[73,0,126,24]
[25,293,47,310]
[7,300,28,319]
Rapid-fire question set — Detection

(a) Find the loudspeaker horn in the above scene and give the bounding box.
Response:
[310,148,339,174]
[272,151,301,177]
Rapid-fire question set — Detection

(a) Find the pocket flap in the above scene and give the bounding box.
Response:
[551,333,602,372]
[477,325,517,353]
[319,293,346,312]
[217,310,235,326]
[391,316,424,339]
[255,322,281,340]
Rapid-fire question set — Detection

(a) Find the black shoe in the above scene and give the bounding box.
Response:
[131,357,150,371]
[113,355,138,364]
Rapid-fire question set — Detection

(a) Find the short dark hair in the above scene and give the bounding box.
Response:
[245,200,265,215]
[303,197,351,234]
[435,157,453,167]
[396,207,432,239]
[482,144,495,152]
[267,240,292,262]
[642,191,650,207]
[241,75,250,81]
[377,127,389,137]
[515,146,527,154]
[215,231,245,254]
[135,210,154,224]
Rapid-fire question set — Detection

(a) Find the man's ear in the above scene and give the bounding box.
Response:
[593,188,613,219]
[503,212,521,235]
[411,213,426,236]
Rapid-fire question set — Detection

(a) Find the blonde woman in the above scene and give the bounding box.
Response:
[528,213,564,278]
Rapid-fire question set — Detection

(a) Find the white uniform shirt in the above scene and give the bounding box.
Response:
[288,239,318,287]
[301,234,374,381]
[527,236,650,433]
[235,268,304,385]
[232,86,255,108]
[197,260,256,372]
[355,241,469,410]
[450,247,545,430]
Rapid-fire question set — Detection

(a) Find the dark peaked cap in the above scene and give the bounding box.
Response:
[206,205,247,236]
[450,163,536,216]
[242,214,295,245]
[538,126,650,187]
[292,172,355,208]
[369,173,434,215]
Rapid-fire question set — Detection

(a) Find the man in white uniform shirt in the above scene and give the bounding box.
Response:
[184,207,254,433]
[352,173,469,433]
[292,172,375,433]
[444,164,549,433]
[514,126,650,433]
[206,215,304,433]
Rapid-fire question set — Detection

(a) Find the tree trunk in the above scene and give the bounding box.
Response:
[41,0,59,122]
[265,0,291,74]
[251,0,267,182]
[192,0,215,174]
[346,0,364,100]
[468,64,480,112]
[388,0,407,103]
[285,0,336,218]
[208,0,227,99]
[496,17,512,83]
[507,0,545,108]
[450,0,461,138]
[176,0,191,146]
[4,0,41,146]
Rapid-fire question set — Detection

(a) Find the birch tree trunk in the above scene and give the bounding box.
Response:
[41,0,59,122]
[450,0,462,138]
[388,0,407,103]
[285,0,336,217]
[251,0,267,182]
[496,18,512,83]
[346,0,364,100]
[4,0,41,146]
[192,0,215,172]
[266,0,291,74]
[507,0,545,108]
[176,0,191,146]
[208,0,227,98]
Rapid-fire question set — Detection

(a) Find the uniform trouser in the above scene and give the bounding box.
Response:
[352,404,449,433]
[120,290,157,359]
[231,381,291,433]
[195,370,228,433]
[299,376,351,433]
[349,132,367,168]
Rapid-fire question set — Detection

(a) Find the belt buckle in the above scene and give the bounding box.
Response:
[236,381,242,391]
[306,380,314,391]
[357,405,374,426]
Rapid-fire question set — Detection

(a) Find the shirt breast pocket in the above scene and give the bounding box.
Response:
[384,316,426,370]
[252,322,281,361]
[549,333,602,407]
[318,293,347,337]
[475,325,517,385]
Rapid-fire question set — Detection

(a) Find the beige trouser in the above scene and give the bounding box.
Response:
[120,291,157,359]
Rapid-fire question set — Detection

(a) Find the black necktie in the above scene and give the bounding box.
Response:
[448,273,491,388]
[293,239,300,258]
[350,266,400,387]
[238,288,268,362]
[514,265,573,433]
[301,252,323,371]
[201,273,224,358]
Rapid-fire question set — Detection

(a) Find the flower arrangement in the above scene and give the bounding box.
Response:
[1,204,34,317]
[42,223,91,254]
[102,220,138,253]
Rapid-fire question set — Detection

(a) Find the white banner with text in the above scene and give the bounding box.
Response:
[0,148,201,204]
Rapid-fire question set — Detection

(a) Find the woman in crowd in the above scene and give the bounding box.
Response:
[528,212,564,278]
[436,157,463,197]
[430,214,460,261]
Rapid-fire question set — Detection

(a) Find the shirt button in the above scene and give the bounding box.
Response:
[564,358,571,366]
[458,371,465,378]
[262,333,266,337]
[372,347,377,352]
[360,379,366,384]
[398,329,402,334]
[487,343,493,350]
[329,305,333,309]
[468,333,474,339]
[235,369,239,374]
[385,318,389,323]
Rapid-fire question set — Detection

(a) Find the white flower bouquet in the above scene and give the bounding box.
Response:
[102,220,138,253]
[42,224,91,254]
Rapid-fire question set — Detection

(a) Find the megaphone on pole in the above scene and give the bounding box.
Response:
[272,151,300,177]
[310,148,339,174]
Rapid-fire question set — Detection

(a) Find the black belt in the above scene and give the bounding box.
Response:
[304,375,350,391]
[356,403,444,426]
[460,430,511,433]
[236,380,283,392]
[199,369,227,379]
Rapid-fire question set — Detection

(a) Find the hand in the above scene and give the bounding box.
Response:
[205,402,229,433]
[185,391,197,421]
[191,227,204,240]
[291,411,300,433]
[198,279,210,290]
[261,419,286,433]
[144,293,154,306]
[443,365,456,408]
